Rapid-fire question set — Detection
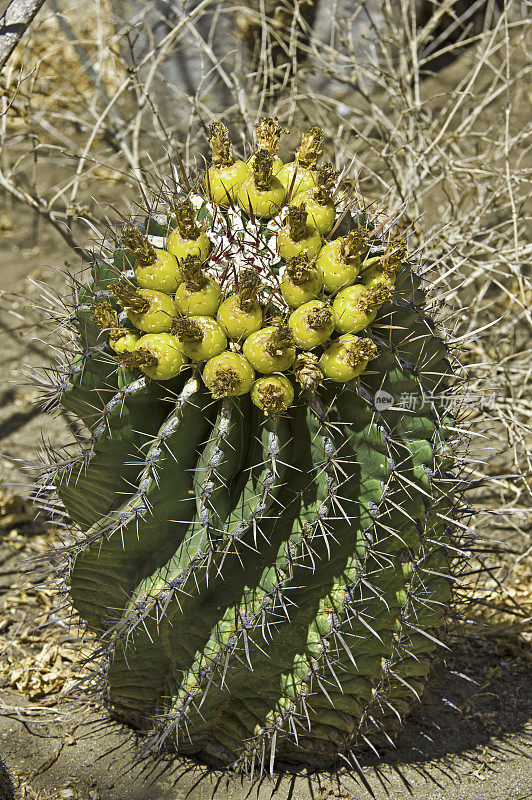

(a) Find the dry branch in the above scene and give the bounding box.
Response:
[0,0,46,71]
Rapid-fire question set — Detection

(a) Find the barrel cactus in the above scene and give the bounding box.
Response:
[40,120,460,772]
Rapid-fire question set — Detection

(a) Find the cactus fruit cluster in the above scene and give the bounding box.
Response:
[39,120,461,772]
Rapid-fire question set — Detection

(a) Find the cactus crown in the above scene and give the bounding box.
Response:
[173,198,201,240]
[255,117,286,154]
[296,126,324,167]
[252,148,274,191]
[121,222,157,265]
[208,122,234,167]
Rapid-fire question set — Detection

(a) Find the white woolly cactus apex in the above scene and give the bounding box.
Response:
[35,119,465,776]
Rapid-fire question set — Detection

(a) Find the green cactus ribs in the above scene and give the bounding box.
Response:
[38,119,465,773]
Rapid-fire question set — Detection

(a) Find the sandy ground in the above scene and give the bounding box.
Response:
[0,206,530,799]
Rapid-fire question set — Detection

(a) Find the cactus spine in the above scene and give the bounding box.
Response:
[38,121,461,773]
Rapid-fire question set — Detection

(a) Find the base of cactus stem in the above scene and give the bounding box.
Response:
[110,694,406,772]
[174,737,337,771]
[108,703,153,732]
[109,697,365,770]
[176,736,238,769]
[174,733,374,771]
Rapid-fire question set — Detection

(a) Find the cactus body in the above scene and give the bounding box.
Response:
[43,123,459,773]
